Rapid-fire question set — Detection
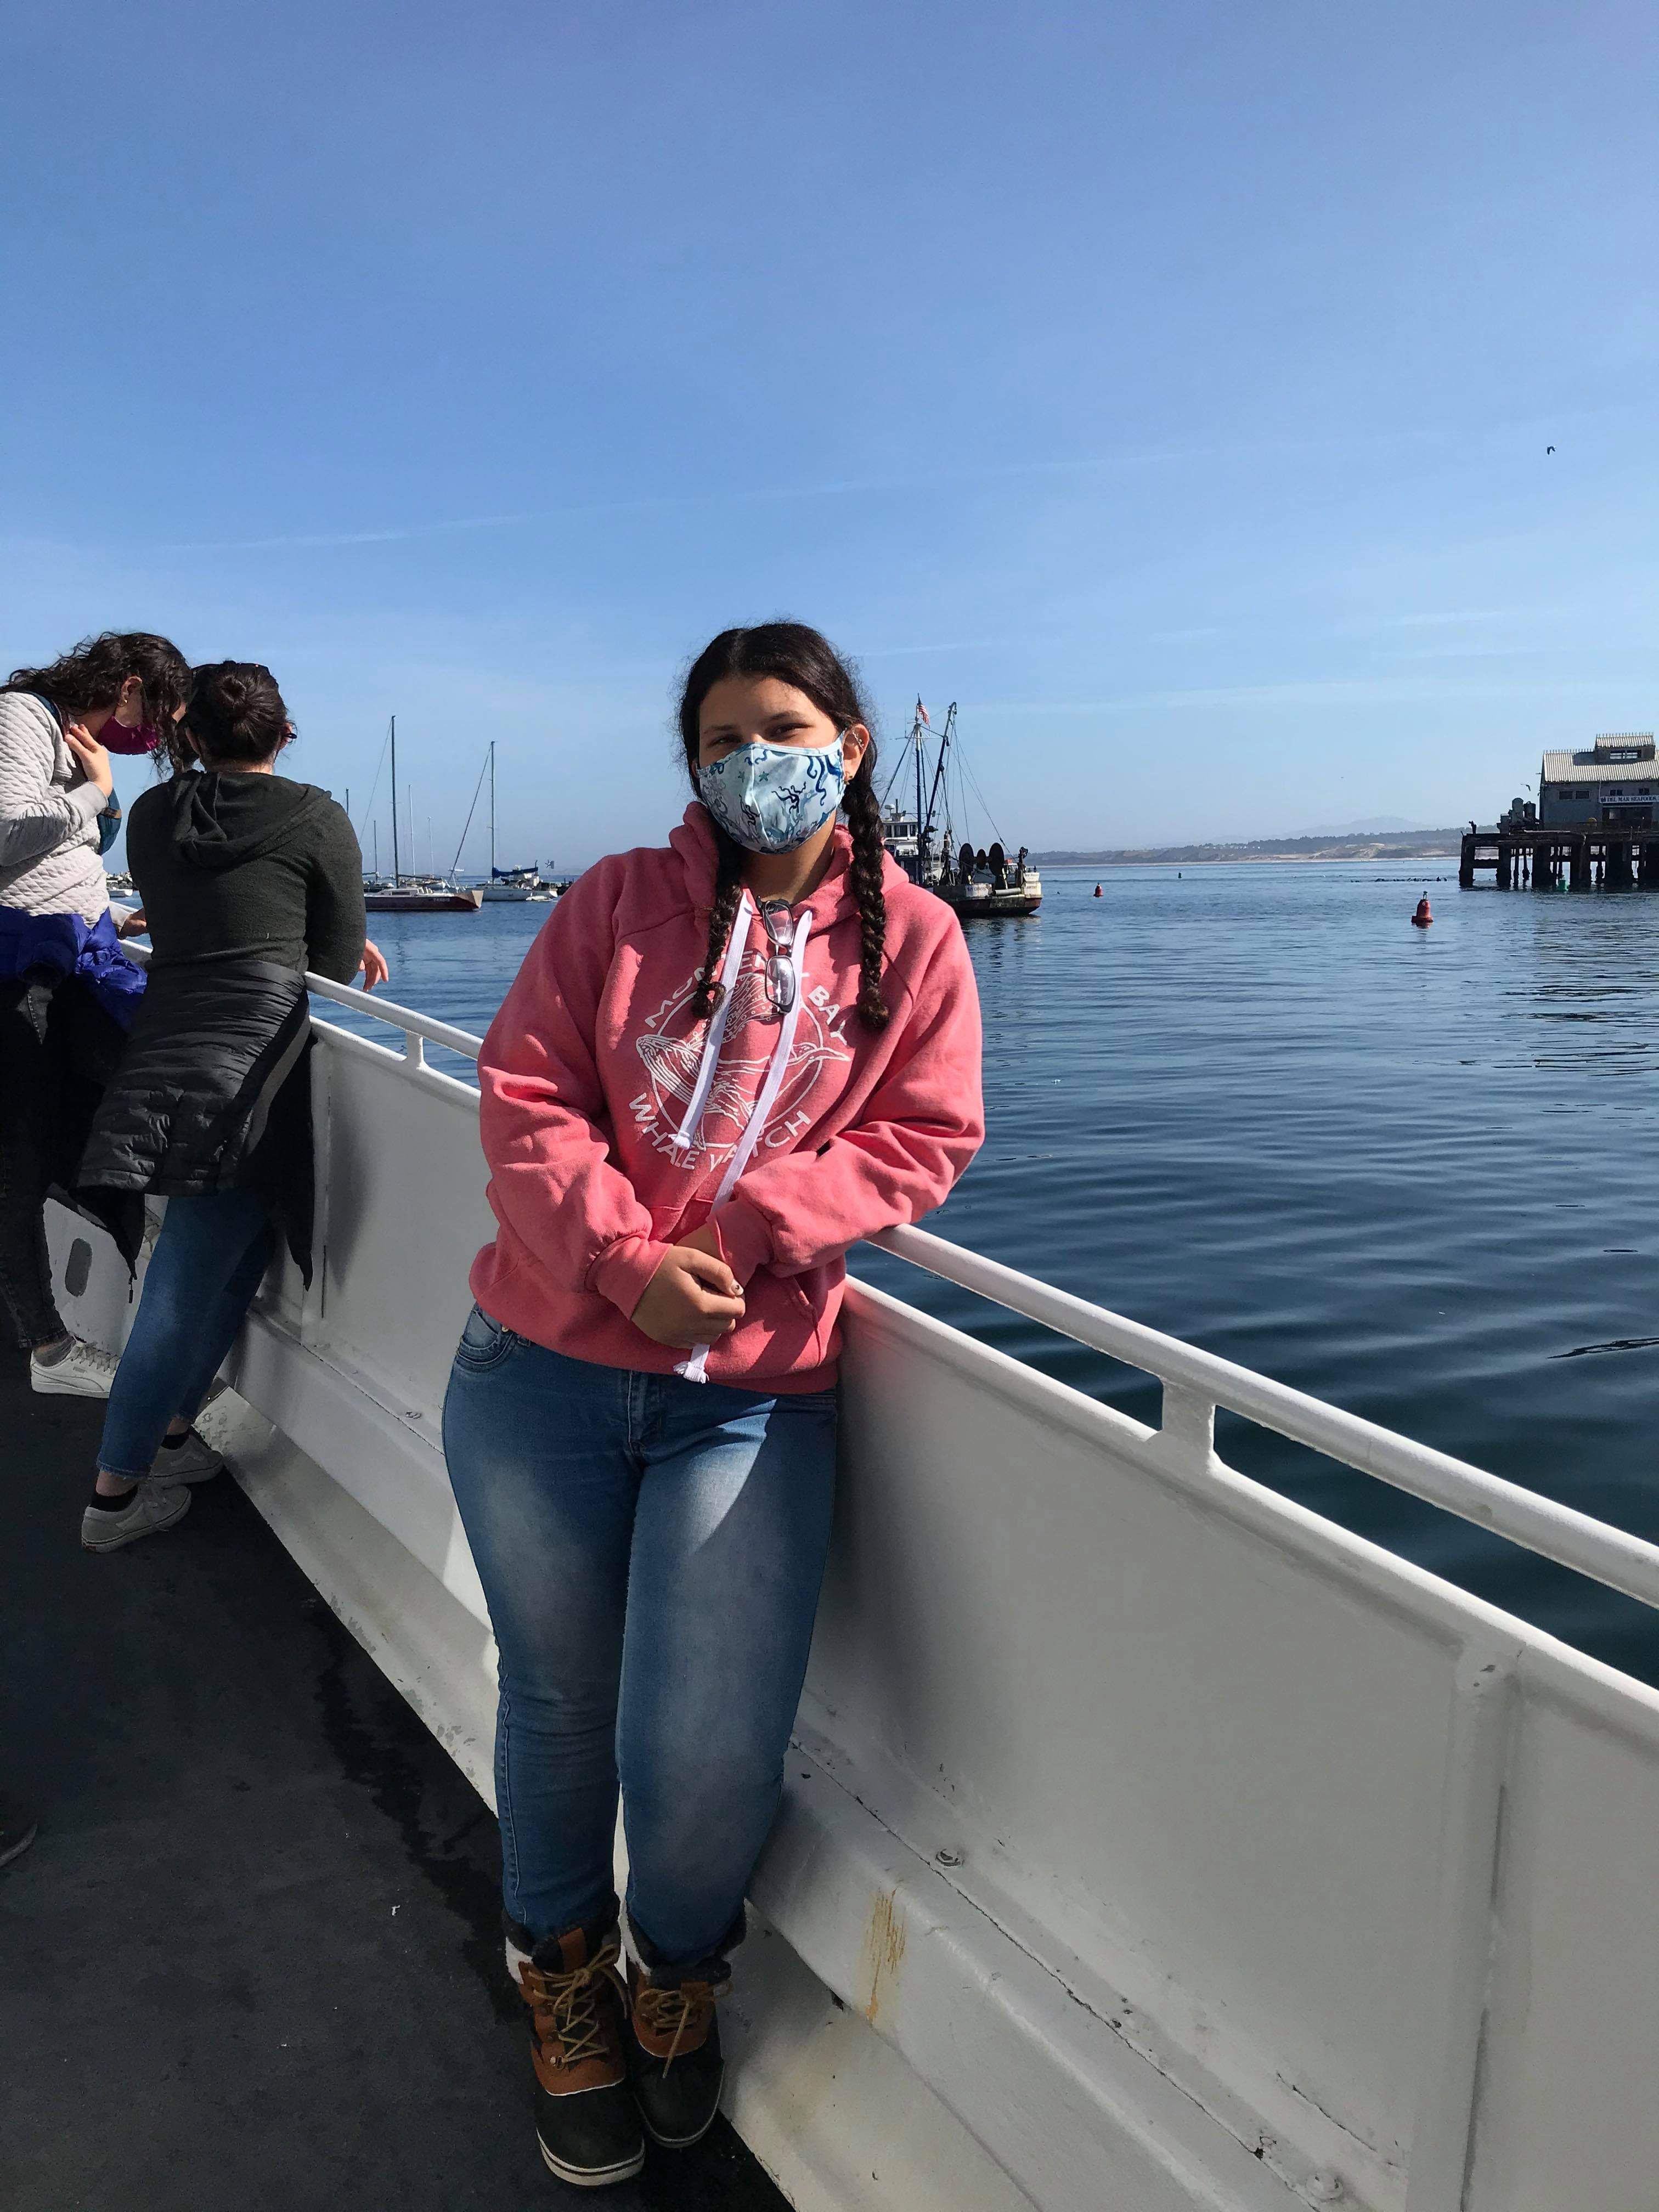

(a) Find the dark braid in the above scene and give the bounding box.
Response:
[689,823,747,1020]
[840,760,891,1030]
[677,622,891,1032]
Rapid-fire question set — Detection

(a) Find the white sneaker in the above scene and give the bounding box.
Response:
[80,1480,192,1553]
[149,1431,223,1483]
[31,1338,121,1399]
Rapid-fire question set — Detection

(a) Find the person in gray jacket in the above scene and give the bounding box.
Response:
[0,633,191,1395]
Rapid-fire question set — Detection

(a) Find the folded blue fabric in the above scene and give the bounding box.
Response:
[0,905,147,1028]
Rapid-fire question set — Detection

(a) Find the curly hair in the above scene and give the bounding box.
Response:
[678,623,890,1032]
[3,631,190,757]
[179,662,292,769]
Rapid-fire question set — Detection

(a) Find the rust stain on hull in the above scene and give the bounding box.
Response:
[862,1887,907,2024]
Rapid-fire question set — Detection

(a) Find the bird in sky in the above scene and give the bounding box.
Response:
[1547,445,1556,454]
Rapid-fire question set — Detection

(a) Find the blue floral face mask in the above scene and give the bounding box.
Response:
[696,733,847,854]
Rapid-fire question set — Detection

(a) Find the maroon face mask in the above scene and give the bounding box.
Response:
[100,702,163,756]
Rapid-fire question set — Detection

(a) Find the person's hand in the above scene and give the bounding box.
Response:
[114,908,148,940]
[630,1244,745,1348]
[64,723,114,799]
[359,939,390,991]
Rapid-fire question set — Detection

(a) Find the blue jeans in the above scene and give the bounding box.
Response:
[97,1190,275,1479]
[442,1312,837,1964]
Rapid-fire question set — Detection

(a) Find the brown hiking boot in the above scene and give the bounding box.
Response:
[625,1955,726,2149]
[507,1918,643,2187]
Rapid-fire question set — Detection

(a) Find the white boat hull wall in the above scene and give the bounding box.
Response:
[47,1005,1659,2212]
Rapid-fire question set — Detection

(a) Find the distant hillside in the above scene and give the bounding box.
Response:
[1035,827,1464,865]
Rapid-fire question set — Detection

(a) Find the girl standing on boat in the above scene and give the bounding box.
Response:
[0,633,190,1395]
[75,663,387,1551]
[444,623,984,2187]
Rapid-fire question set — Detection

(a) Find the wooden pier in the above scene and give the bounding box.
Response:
[1460,824,1659,890]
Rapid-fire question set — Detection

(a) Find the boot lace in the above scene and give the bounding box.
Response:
[633,1980,714,2072]
[518,1934,621,2070]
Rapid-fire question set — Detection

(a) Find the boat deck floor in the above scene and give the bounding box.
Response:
[1,1344,789,2211]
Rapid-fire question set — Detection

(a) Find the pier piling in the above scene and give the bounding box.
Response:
[1458,823,1653,893]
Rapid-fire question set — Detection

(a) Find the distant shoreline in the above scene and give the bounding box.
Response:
[1035,829,1464,866]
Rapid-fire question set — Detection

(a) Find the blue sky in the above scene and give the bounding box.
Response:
[3,1,1655,861]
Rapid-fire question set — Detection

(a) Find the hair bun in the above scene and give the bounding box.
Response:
[183,659,290,768]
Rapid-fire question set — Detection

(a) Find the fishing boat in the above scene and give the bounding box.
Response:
[883,703,1041,917]
[31,952,1659,2211]
[360,717,482,913]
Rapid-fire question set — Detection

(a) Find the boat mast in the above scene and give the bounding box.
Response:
[489,741,496,881]
[913,715,926,881]
[390,717,400,887]
[923,704,955,862]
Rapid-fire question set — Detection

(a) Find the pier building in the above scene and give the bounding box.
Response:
[1538,733,1658,828]
[1462,732,1659,889]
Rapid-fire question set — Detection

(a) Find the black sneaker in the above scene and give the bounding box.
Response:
[506,1918,643,2187]
[625,1955,726,2149]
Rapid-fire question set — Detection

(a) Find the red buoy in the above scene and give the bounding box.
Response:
[1093,884,1102,898]
[1411,897,1432,928]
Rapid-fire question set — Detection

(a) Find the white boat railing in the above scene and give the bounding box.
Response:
[304,974,484,1064]
[872,1223,1659,1613]
[306,968,1659,1619]
[58,955,1659,2209]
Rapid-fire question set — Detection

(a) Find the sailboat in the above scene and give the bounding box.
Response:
[882,702,1042,917]
[362,717,483,913]
[476,742,550,901]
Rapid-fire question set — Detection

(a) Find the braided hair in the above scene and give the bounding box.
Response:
[679,624,890,1032]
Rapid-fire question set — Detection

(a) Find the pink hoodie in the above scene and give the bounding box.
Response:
[469,804,984,1391]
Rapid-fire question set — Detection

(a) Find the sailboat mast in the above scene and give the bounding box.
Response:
[390,717,400,885]
[489,742,496,879]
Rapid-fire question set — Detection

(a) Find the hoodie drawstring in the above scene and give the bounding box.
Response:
[672,896,814,1384]
[668,891,755,1158]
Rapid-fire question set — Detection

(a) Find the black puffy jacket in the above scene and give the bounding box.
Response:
[77,770,365,1283]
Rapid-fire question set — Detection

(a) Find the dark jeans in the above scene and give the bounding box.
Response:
[0,969,124,1350]
[443,1313,837,1961]
[97,1190,274,1479]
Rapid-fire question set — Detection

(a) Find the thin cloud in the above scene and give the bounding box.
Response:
[157,512,534,552]
[126,431,1377,561]
[970,673,1626,714]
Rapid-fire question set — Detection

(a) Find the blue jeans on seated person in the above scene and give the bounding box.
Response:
[442,1310,837,1965]
[97,1189,275,1480]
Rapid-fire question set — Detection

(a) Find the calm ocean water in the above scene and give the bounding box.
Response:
[331,862,1659,1685]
